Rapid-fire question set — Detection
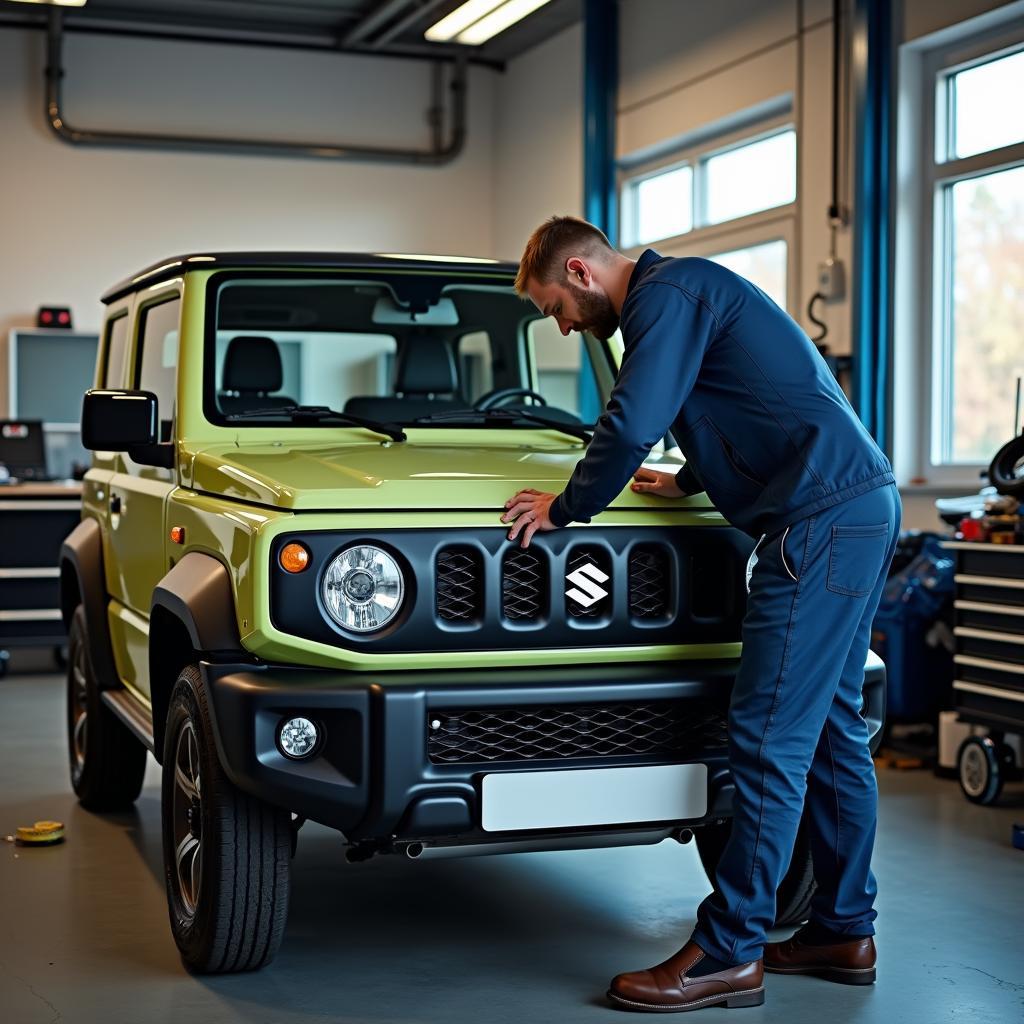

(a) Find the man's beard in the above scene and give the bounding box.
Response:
[567,280,619,340]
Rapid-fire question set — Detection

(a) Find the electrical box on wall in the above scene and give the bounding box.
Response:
[817,258,846,301]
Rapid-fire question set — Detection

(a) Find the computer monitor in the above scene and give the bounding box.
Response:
[9,330,98,424]
[0,420,50,481]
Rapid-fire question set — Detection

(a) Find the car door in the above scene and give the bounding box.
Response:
[105,291,181,701]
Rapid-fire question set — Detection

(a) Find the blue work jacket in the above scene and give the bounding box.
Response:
[548,249,895,538]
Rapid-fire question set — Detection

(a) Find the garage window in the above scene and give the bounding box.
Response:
[619,111,796,312]
[895,21,1024,485]
[933,48,1024,466]
[621,127,795,247]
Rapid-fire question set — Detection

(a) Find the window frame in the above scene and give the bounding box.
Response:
[100,310,130,389]
[618,116,797,314]
[133,291,182,442]
[619,116,797,252]
[895,18,1024,488]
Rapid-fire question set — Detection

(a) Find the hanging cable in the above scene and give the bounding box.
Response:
[807,292,829,343]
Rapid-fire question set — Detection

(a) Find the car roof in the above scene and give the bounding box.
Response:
[101,252,520,304]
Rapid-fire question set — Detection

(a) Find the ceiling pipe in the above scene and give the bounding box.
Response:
[371,0,453,49]
[43,8,468,164]
[343,0,419,46]
[0,10,502,68]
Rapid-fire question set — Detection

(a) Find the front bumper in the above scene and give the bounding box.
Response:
[200,654,886,851]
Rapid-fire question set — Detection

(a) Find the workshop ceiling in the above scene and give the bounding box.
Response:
[0,0,583,65]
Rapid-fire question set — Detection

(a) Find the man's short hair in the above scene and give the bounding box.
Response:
[515,215,615,295]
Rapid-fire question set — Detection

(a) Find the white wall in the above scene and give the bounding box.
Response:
[492,22,583,261]
[0,27,499,414]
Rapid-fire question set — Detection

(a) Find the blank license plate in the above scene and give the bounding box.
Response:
[481,763,708,832]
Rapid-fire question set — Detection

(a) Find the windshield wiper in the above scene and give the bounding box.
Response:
[412,408,593,443]
[224,405,407,442]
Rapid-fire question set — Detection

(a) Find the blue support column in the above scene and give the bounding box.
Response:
[583,0,618,243]
[851,0,896,455]
[580,0,618,421]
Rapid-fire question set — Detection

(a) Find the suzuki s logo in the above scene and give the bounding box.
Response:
[565,563,609,607]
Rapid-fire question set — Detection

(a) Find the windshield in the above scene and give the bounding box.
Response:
[204,273,611,430]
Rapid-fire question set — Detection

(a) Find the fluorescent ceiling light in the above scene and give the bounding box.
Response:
[425,0,506,43]
[425,0,553,46]
[7,1,88,6]
[456,0,553,45]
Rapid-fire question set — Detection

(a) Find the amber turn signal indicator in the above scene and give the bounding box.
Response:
[280,542,311,573]
[170,526,185,545]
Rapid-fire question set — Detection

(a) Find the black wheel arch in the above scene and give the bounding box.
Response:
[149,552,247,762]
[60,518,120,690]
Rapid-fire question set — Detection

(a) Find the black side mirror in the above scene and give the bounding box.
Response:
[82,389,158,449]
[81,390,174,468]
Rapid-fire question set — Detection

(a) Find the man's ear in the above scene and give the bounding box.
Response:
[565,257,591,287]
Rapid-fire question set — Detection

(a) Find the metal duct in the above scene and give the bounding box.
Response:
[43,8,468,165]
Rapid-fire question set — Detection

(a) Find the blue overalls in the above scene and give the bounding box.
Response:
[547,249,901,965]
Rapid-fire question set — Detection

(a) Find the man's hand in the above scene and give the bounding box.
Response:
[630,467,686,498]
[501,489,558,548]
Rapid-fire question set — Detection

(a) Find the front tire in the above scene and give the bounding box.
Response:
[695,816,816,928]
[161,665,291,973]
[66,605,146,810]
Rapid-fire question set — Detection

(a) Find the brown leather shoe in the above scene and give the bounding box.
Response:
[607,940,765,1012]
[764,930,876,985]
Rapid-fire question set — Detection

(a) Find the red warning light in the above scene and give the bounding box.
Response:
[36,306,73,329]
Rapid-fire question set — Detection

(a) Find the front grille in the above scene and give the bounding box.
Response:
[501,548,547,621]
[271,525,748,653]
[427,700,728,763]
[566,547,612,619]
[436,547,483,623]
[629,545,671,619]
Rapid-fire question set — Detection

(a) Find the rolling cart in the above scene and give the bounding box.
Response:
[943,540,1024,804]
[0,483,82,677]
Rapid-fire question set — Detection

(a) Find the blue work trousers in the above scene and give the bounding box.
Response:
[692,482,901,965]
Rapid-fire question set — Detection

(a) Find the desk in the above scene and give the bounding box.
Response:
[0,482,82,675]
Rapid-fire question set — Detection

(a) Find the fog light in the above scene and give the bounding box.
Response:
[278,717,319,759]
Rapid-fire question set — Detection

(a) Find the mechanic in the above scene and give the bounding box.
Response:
[502,215,900,1013]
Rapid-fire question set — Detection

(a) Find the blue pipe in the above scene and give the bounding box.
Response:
[851,0,895,456]
[580,0,618,421]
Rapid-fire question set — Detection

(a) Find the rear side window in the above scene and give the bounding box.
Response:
[136,297,180,441]
[102,314,129,388]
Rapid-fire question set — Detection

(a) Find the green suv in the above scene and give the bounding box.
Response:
[59,252,886,973]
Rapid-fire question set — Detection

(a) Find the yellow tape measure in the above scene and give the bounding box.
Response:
[15,820,65,845]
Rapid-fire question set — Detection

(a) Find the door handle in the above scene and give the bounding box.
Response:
[110,494,122,515]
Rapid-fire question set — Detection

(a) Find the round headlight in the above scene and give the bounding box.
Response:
[321,544,405,633]
[278,717,319,759]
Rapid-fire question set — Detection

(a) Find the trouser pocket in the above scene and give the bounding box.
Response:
[826,523,889,597]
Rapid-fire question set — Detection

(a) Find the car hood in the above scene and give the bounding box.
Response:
[184,439,692,513]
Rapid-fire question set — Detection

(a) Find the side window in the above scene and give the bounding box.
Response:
[136,297,180,442]
[102,315,129,388]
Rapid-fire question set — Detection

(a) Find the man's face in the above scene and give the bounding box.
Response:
[527,272,620,341]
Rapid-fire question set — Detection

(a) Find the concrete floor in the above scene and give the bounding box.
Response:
[1,651,1023,1024]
